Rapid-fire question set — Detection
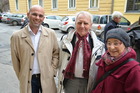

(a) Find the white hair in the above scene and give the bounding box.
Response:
[112,11,123,19]
[75,11,93,23]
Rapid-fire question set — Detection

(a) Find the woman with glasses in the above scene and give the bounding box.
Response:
[91,28,140,93]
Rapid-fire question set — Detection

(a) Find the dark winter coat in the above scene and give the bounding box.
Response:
[104,20,119,42]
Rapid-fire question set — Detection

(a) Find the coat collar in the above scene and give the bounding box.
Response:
[96,48,137,70]
[62,30,104,55]
[96,48,138,78]
[21,25,49,51]
[21,25,48,37]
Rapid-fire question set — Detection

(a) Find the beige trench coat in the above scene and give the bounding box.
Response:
[10,25,59,93]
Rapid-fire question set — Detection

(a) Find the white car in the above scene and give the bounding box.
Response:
[59,16,75,33]
[42,15,62,29]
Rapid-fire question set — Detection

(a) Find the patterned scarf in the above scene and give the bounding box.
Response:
[64,32,92,79]
[102,48,130,65]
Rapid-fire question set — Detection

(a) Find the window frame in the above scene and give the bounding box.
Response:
[68,0,76,9]
[39,0,44,7]
[89,0,98,8]
[126,0,140,12]
[15,0,19,10]
[28,0,32,10]
[52,0,58,9]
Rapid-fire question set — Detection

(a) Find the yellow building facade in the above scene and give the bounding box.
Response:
[9,0,140,23]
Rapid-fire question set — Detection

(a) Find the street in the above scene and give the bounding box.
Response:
[0,22,65,93]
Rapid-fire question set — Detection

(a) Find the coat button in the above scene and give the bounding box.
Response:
[31,53,34,56]
[67,56,70,60]
[29,68,32,71]
[62,70,65,73]
[99,85,102,88]
[28,81,30,83]
[60,81,62,85]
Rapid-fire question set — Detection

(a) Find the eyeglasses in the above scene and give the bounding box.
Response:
[106,41,122,47]
[31,13,44,18]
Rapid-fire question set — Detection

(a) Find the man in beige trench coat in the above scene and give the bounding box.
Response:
[10,5,59,93]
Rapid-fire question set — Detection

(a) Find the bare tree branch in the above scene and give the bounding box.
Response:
[0,0,9,12]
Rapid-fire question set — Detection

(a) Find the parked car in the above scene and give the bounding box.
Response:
[42,15,62,29]
[91,15,131,39]
[127,20,140,31]
[59,16,75,33]
[0,13,2,22]
[6,14,26,26]
[1,13,13,23]
[127,18,140,61]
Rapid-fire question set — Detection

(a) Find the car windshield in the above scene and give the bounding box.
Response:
[100,15,108,24]
[16,14,25,18]
[9,14,25,18]
[119,17,130,25]
[56,16,62,20]
[61,16,69,21]
[46,16,56,19]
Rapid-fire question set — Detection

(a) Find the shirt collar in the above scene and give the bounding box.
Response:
[28,25,42,35]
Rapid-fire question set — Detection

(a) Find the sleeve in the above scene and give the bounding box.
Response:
[10,34,20,79]
[51,31,60,76]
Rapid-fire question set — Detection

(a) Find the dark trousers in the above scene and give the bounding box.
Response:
[31,74,42,93]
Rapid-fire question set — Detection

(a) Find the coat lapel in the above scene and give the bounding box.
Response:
[62,31,75,55]
[22,27,34,51]
[38,26,48,49]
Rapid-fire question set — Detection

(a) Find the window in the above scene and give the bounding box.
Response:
[52,0,57,9]
[89,0,98,8]
[69,0,75,8]
[39,0,43,7]
[28,0,32,10]
[15,0,19,10]
[126,0,140,12]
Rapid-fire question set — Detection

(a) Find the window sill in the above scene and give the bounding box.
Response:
[68,8,76,11]
[88,7,99,11]
[125,12,140,15]
[51,8,58,11]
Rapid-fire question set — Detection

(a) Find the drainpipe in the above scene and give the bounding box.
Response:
[138,17,140,25]
[111,0,114,14]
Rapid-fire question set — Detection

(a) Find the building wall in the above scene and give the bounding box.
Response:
[43,0,113,16]
[113,0,140,23]
[9,0,112,15]
[9,0,27,14]
[9,0,139,23]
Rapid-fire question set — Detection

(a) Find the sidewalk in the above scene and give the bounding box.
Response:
[0,63,19,93]
[0,63,59,93]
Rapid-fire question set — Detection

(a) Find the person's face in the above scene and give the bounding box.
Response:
[27,7,45,27]
[114,17,121,23]
[75,14,92,36]
[106,38,126,58]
